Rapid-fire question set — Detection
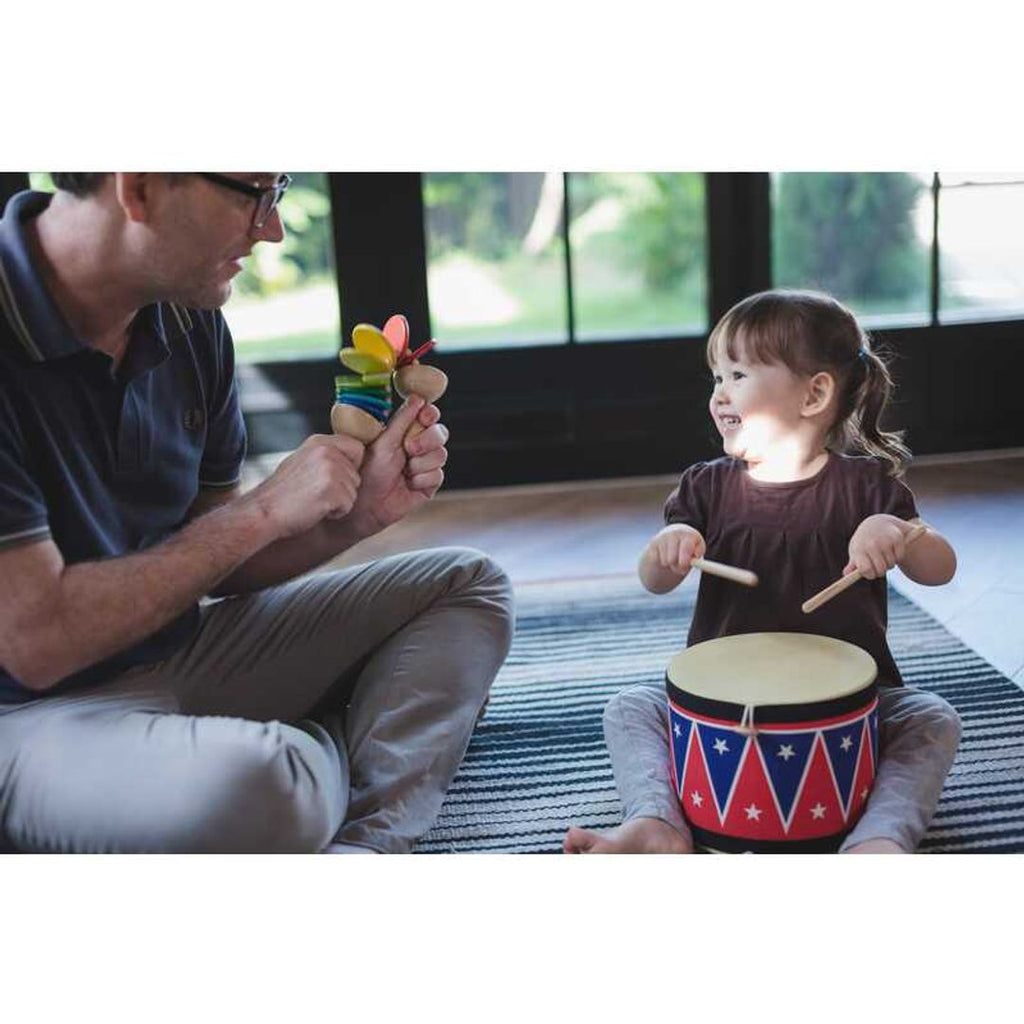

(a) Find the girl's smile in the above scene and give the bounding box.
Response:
[708,349,832,481]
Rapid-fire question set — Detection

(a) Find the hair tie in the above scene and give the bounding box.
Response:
[858,348,870,363]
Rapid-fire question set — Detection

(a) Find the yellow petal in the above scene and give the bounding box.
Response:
[340,347,390,375]
[352,324,396,371]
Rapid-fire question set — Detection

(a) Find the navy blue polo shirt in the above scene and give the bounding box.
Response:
[0,190,247,704]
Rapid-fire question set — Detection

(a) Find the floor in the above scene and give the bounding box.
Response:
[243,451,1024,688]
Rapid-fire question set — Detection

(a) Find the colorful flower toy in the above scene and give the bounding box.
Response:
[331,313,448,445]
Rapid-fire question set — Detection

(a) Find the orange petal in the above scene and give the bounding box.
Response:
[382,314,409,358]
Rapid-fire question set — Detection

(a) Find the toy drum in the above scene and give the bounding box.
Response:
[666,633,878,853]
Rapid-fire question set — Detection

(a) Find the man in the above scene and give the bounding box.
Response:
[0,173,514,853]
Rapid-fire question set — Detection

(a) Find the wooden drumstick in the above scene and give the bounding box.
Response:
[691,557,759,588]
[801,523,928,615]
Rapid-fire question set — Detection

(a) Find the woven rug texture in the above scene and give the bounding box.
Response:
[417,576,1024,854]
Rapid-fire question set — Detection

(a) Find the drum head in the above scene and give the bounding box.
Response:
[667,632,876,706]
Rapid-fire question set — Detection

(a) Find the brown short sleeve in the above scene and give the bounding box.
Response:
[871,463,919,522]
[663,461,713,533]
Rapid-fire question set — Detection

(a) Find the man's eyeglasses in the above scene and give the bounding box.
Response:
[199,173,292,230]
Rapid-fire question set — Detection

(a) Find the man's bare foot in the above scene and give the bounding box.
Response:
[562,817,693,854]
[842,838,907,854]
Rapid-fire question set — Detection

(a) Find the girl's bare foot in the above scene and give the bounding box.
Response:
[842,838,907,854]
[562,817,693,854]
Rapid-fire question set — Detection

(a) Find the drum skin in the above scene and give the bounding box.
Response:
[665,633,879,853]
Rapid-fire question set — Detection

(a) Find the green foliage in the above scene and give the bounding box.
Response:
[773,173,928,301]
[423,173,521,261]
[614,173,705,292]
[425,172,707,297]
[234,172,335,298]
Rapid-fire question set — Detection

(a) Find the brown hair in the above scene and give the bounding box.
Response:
[706,289,911,476]
[50,173,110,196]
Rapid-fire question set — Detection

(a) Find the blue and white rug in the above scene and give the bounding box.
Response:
[418,576,1024,853]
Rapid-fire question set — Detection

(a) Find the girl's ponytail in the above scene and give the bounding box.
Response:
[835,344,911,477]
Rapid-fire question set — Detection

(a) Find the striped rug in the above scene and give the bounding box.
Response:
[417,575,1024,854]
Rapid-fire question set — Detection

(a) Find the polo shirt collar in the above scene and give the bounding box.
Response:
[0,189,192,367]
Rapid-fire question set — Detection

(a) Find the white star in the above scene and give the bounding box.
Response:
[777,744,795,761]
[744,803,762,821]
[840,735,853,752]
[713,738,730,755]
[810,803,827,820]
[690,791,703,808]
[674,722,681,738]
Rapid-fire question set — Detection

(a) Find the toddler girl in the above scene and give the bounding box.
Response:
[564,290,961,854]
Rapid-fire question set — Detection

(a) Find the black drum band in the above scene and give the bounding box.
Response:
[665,674,877,726]
[691,825,848,855]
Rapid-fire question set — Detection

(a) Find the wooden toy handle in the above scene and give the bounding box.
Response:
[395,365,448,450]
[801,523,928,614]
[690,557,759,588]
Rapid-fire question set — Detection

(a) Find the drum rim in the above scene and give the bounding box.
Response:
[665,674,878,725]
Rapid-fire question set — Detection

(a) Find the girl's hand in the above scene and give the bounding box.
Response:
[648,524,706,576]
[845,514,918,579]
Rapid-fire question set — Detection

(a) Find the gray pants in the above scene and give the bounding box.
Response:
[603,682,962,852]
[0,547,514,854]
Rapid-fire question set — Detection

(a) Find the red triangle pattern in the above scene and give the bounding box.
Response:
[788,736,846,840]
[720,741,787,841]
[679,726,721,833]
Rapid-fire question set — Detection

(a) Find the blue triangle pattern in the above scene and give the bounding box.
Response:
[668,707,693,798]
[755,731,817,825]
[823,720,865,813]
[696,722,747,817]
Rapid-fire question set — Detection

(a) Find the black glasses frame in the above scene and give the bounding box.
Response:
[199,172,292,229]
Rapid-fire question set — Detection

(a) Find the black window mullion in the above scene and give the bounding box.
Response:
[930,172,941,326]
[561,172,576,346]
[705,172,771,324]
[327,172,431,347]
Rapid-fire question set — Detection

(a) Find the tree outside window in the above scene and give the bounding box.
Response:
[771,172,931,326]
[423,172,569,349]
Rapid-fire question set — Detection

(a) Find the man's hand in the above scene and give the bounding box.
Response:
[245,434,365,540]
[845,514,916,579]
[194,405,447,597]
[344,396,449,538]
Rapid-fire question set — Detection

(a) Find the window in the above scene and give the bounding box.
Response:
[937,173,1024,323]
[224,172,340,363]
[422,172,708,350]
[422,172,569,350]
[771,172,932,327]
[568,173,707,341]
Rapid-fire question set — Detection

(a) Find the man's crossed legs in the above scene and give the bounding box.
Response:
[0,547,514,853]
